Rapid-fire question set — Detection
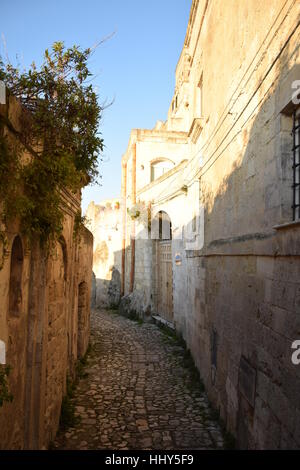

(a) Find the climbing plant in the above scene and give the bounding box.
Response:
[0,42,104,245]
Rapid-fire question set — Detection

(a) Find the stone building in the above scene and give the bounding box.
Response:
[0,91,93,449]
[86,198,122,308]
[114,0,300,449]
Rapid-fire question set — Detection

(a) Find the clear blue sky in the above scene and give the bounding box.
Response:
[0,1,192,212]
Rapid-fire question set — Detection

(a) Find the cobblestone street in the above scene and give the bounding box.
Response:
[53,309,224,450]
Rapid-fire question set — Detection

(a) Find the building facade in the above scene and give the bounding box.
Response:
[118,0,300,449]
[86,198,122,308]
[0,92,93,449]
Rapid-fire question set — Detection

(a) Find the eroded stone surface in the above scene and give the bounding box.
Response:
[53,309,224,450]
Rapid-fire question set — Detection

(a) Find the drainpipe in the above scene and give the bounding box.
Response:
[129,143,136,293]
[121,160,127,296]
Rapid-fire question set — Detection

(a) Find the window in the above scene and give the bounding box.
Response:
[151,211,172,240]
[150,159,174,182]
[292,108,300,220]
[192,214,197,233]
[172,95,178,113]
[159,211,172,240]
[196,74,203,118]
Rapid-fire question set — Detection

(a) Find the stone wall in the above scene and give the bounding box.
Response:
[119,0,300,449]
[181,0,300,449]
[85,199,122,308]
[0,94,93,449]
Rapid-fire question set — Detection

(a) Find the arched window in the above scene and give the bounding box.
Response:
[151,211,172,240]
[9,235,24,317]
[150,159,174,182]
[159,211,172,240]
[59,236,68,281]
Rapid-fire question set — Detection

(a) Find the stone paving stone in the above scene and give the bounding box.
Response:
[53,309,224,450]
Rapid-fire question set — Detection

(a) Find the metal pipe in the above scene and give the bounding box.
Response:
[121,160,127,296]
[129,143,136,292]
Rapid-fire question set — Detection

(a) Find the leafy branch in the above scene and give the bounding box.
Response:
[0,42,104,244]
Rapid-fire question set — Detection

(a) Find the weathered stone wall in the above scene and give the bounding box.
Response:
[181,0,300,449]
[0,222,31,449]
[76,226,93,358]
[44,241,67,444]
[0,94,93,449]
[85,199,122,308]
[120,0,300,449]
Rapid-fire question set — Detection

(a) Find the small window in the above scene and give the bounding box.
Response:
[172,95,178,113]
[196,74,203,118]
[211,329,218,369]
[150,159,174,182]
[151,211,172,240]
[192,215,197,233]
[292,108,300,220]
[159,212,172,240]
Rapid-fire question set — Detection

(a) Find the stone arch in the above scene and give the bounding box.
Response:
[59,236,68,281]
[150,157,175,165]
[150,158,175,182]
[77,281,88,358]
[151,210,172,240]
[9,235,24,317]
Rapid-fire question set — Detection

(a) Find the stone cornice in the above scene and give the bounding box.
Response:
[122,129,188,164]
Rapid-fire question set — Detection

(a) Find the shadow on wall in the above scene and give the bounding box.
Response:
[91,241,154,321]
[90,53,300,450]
[91,265,122,310]
[185,54,300,450]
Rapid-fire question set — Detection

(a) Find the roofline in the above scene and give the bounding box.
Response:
[122,128,188,163]
[175,0,200,74]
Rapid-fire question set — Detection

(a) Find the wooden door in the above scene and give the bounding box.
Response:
[157,241,173,322]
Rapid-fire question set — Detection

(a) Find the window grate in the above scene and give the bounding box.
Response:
[292,109,300,220]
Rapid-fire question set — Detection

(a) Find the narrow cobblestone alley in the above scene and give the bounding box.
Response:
[53,309,224,450]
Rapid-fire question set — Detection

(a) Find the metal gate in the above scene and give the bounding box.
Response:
[157,240,173,322]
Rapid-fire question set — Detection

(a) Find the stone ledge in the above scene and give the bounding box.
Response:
[152,315,175,330]
[273,220,300,231]
[186,249,203,258]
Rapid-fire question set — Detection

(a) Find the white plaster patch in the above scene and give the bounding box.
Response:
[0,81,6,105]
[0,340,6,364]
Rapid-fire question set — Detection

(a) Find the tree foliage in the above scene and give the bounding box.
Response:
[0,42,103,243]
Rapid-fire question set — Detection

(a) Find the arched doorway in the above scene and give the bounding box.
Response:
[155,211,173,323]
[77,281,87,358]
